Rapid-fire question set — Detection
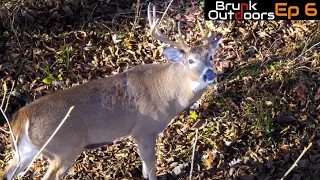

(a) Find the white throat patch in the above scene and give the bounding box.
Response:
[190,80,208,92]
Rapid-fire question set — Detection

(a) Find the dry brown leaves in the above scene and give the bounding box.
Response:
[0,0,320,180]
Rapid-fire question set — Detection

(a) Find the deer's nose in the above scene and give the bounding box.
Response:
[203,69,216,83]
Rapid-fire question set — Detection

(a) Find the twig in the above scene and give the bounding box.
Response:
[0,82,10,134]
[0,126,9,134]
[0,82,19,156]
[293,41,320,62]
[4,81,15,112]
[0,82,7,109]
[280,142,313,180]
[0,107,20,179]
[290,38,320,68]
[189,129,198,180]
[1,81,20,179]
[159,0,174,25]
[10,6,22,51]
[19,106,75,178]
[147,0,174,38]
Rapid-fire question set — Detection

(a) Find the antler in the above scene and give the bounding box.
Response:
[197,20,219,47]
[148,3,190,53]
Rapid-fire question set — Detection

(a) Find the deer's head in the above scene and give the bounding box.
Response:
[148,4,222,86]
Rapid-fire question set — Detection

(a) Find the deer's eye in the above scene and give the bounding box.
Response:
[188,59,195,64]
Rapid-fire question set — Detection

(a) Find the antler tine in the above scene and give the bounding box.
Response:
[177,21,190,51]
[147,3,190,53]
[147,3,152,27]
[153,5,157,30]
[147,3,156,34]
[177,21,182,39]
[197,20,206,39]
[174,21,190,52]
[197,20,220,47]
[207,32,218,44]
[197,20,210,46]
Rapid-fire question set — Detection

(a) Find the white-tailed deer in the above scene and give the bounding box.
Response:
[2,3,222,180]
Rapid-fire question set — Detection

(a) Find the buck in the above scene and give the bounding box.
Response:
[2,4,222,180]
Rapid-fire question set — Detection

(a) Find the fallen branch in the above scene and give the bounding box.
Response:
[19,106,75,178]
[0,82,9,134]
[280,142,313,180]
[1,82,21,180]
[4,80,15,112]
[0,82,7,109]
[159,0,174,25]
[294,41,320,62]
[189,129,198,180]
[0,81,15,134]
[147,0,173,38]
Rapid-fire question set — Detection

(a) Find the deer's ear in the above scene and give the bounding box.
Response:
[163,47,184,64]
[209,37,223,56]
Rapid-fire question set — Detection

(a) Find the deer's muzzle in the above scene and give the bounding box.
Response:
[203,69,216,83]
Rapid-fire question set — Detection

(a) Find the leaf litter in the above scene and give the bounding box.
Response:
[0,0,320,179]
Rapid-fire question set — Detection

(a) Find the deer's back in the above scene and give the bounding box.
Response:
[12,63,183,150]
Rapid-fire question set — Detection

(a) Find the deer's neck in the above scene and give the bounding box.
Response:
[128,63,206,118]
[156,63,206,112]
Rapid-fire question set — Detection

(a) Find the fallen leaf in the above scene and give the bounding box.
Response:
[21,11,34,22]
[315,88,320,101]
[293,83,308,100]
[189,110,198,120]
[276,114,297,123]
[62,4,74,17]
[203,155,216,169]
[42,75,55,85]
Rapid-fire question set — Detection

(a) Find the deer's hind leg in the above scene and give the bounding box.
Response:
[3,134,39,180]
[41,151,80,180]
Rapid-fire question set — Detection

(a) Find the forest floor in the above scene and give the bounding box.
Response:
[0,0,320,179]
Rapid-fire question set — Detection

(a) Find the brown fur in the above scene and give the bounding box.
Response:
[4,5,221,179]
[10,109,29,145]
[4,62,210,180]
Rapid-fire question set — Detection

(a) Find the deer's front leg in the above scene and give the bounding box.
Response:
[136,135,157,180]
